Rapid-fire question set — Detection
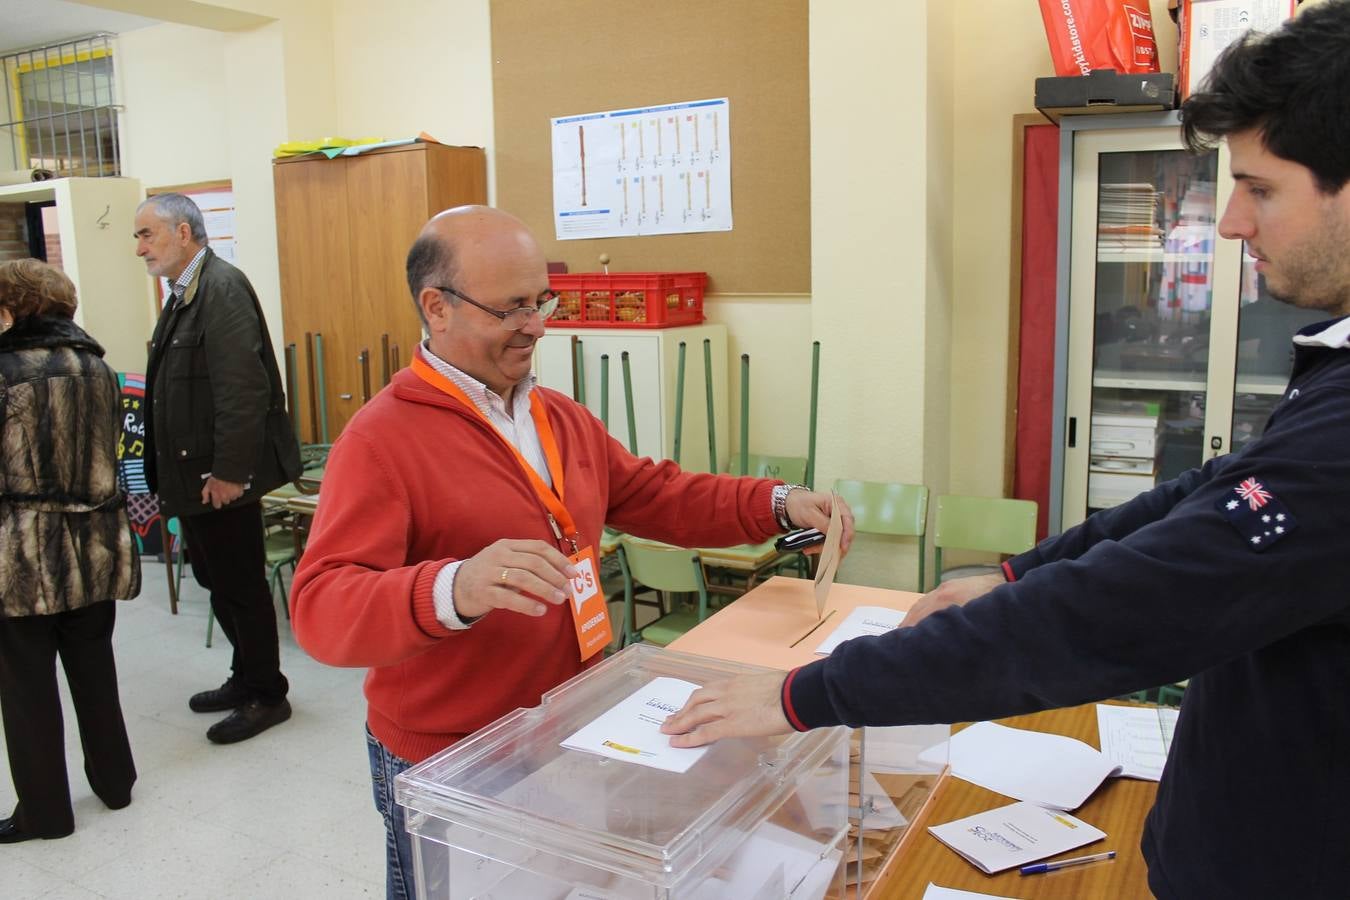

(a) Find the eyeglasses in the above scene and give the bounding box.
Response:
[437,286,559,332]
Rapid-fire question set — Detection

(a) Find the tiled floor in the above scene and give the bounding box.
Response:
[0,561,386,899]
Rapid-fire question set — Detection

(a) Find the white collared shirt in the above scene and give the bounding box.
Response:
[1292,316,1350,349]
[420,342,550,629]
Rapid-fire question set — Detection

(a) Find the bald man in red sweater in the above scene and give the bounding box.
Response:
[290,205,852,900]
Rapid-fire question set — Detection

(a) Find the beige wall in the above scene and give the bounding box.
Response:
[116,24,232,187]
[703,294,814,461]
[329,0,496,199]
[808,2,948,590]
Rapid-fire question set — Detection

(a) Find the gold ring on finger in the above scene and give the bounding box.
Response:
[500,567,510,585]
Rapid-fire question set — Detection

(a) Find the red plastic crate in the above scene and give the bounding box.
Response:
[547,272,706,329]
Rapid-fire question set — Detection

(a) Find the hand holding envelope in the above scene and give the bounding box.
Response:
[812,495,845,619]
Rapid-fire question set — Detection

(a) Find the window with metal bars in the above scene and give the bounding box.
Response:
[1,33,121,179]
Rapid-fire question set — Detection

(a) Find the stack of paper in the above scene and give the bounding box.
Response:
[917,721,1121,810]
[1098,182,1163,252]
[928,801,1106,874]
[1095,704,1180,781]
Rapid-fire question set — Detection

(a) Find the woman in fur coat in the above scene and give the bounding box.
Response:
[0,259,140,843]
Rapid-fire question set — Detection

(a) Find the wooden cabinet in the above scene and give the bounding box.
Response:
[534,324,729,473]
[273,143,487,440]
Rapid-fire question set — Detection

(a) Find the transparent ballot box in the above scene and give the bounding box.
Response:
[661,577,952,897]
[847,723,949,896]
[395,644,851,900]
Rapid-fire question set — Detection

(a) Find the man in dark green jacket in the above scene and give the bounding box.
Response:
[137,192,301,744]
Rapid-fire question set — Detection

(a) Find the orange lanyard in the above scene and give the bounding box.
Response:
[411,354,580,551]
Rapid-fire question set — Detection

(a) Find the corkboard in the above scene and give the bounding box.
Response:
[490,0,810,294]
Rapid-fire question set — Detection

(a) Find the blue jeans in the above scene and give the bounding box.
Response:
[366,728,416,900]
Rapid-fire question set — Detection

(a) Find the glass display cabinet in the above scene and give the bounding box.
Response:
[1050,113,1322,532]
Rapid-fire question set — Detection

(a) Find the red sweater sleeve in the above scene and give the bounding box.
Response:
[289,429,454,668]
[601,429,781,546]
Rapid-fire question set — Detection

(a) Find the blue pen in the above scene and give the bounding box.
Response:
[1019,850,1116,875]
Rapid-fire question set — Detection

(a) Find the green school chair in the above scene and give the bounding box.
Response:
[833,479,929,591]
[933,494,1038,584]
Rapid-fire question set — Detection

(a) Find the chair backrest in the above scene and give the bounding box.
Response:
[833,479,928,538]
[727,454,808,482]
[933,495,1037,556]
[832,479,929,591]
[619,538,705,592]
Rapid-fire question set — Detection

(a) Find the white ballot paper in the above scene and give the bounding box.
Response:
[1096,704,1180,781]
[922,884,1020,900]
[813,495,844,618]
[927,801,1106,874]
[917,721,1120,810]
[815,605,907,655]
[560,676,709,774]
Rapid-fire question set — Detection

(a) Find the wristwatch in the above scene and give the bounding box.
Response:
[772,483,808,530]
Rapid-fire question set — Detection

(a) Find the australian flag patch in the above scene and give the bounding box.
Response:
[1215,477,1297,552]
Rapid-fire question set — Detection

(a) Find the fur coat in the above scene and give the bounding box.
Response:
[0,314,140,617]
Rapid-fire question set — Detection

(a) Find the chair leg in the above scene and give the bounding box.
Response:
[160,518,178,615]
[205,608,215,649]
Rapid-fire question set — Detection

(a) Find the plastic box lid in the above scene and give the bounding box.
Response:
[395,644,846,889]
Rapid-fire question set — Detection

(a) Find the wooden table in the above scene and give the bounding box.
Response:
[669,577,1158,899]
[873,704,1157,900]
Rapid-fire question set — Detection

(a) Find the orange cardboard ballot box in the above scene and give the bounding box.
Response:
[669,577,952,897]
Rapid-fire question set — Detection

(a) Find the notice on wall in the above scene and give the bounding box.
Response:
[551,97,732,240]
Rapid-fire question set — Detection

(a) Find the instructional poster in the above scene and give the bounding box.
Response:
[552,98,732,240]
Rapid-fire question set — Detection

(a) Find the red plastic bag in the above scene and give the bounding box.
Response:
[1038,0,1161,76]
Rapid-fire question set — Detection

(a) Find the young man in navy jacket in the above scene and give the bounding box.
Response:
[663,4,1350,898]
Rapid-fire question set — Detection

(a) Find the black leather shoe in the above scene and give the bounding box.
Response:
[207,698,292,744]
[0,816,73,843]
[189,680,249,713]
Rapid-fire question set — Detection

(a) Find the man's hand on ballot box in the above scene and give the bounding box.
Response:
[660,671,793,748]
[453,538,579,620]
[903,572,1006,629]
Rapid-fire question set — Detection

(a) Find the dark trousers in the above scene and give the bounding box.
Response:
[180,501,288,704]
[0,601,136,835]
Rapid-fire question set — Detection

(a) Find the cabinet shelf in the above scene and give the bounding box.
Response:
[1233,374,1288,396]
[1093,370,1288,396]
[1092,369,1206,393]
[1095,249,1214,264]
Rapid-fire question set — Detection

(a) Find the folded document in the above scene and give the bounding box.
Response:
[928,800,1106,874]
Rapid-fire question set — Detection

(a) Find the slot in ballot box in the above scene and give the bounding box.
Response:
[667,577,951,897]
[395,644,851,899]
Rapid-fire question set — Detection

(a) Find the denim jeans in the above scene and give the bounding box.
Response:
[366,728,416,900]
